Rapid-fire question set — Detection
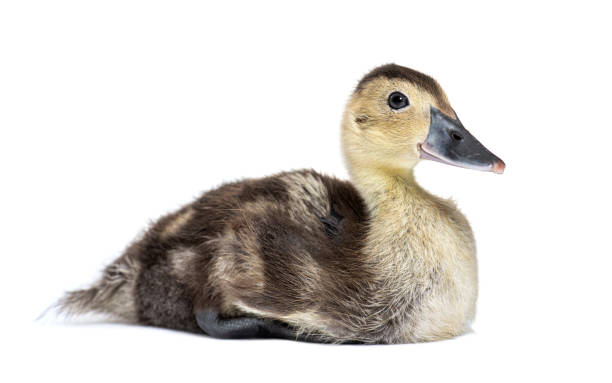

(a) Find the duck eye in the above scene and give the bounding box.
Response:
[388,92,409,110]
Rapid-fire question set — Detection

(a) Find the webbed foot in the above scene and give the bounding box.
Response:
[195,309,297,340]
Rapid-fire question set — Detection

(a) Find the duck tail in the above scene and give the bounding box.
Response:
[54,254,140,322]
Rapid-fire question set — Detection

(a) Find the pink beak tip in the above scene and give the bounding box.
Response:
[492,160,506,174]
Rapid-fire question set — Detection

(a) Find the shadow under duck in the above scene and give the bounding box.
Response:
[58,64,505,344]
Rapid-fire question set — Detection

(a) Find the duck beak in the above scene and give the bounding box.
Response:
[419,106,505,174]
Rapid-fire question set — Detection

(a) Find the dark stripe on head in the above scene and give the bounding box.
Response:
[355,64,449,110]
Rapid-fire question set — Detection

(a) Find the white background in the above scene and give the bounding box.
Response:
[1,1,610,382]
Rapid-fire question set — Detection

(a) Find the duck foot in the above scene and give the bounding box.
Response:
[195,309,299,340]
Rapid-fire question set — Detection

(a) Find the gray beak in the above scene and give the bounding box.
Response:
[419,106,505,174]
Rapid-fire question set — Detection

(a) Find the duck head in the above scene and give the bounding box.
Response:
[342,64,505,177]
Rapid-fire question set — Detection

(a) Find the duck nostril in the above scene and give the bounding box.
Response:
[451,132,463,141]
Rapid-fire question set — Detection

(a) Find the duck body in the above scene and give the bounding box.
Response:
[62,169,476,343]
[58,64,502,343]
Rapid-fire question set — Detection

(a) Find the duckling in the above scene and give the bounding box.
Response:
[57,64,504,344]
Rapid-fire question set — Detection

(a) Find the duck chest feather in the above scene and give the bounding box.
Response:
[363,194,478,342]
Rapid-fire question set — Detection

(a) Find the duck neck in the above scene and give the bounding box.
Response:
[349,164,440,267]
[350,165,428,216]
